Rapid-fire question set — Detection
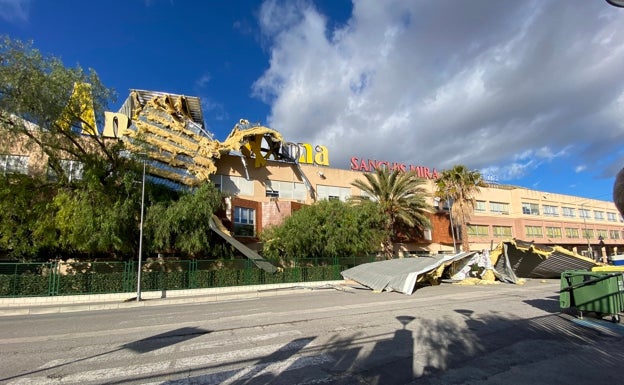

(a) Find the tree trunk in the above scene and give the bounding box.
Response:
[461,223,471,252]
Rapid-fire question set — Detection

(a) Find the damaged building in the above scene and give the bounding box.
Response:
[4,88,624,265]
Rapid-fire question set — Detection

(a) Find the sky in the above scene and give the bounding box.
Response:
[2,0,624,202]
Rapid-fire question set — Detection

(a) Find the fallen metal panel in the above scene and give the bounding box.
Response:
[208,216,277,273]
[492,240,599,280]
[530,249,596,278]
[492,243,519,283]
[341,254,470,295]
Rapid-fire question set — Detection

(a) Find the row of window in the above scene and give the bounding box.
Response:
[211,174,352,202]
[520,202,622,222]
[468,224,622,240]
[0,154,29,175]
[474,200,510,215]
[1,155,85,182]
[476,200,623,223]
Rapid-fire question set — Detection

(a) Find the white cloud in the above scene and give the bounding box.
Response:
[195,73,212,88]
[201,98,228,122]
[0,0,30,23]
[253,0,624,184]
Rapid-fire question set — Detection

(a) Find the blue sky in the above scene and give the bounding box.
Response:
[2,0,624,202]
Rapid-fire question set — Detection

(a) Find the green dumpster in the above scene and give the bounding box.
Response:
[559,270,624,323]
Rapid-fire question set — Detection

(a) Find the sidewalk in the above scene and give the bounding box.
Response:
[0,280,347,317]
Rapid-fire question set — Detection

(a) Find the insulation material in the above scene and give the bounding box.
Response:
[343,239,602,293]
[118,91,285,188]
[449,251,495,281]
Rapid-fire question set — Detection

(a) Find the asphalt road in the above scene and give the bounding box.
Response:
[0,280,623,385]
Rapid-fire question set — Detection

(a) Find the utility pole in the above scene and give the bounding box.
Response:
[137,158,146,301]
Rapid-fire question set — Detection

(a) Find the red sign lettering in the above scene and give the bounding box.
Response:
[350,157,439,179]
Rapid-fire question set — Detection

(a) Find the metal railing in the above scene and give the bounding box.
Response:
[0,255,383,297]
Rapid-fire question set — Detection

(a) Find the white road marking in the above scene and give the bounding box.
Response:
[11,332,323,385]
[9,362,171,385]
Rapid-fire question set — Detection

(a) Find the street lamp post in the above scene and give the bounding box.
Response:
[136,159,146,302]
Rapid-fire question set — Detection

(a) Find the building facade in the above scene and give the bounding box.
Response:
[208,152,623,259]
[3,88,623,259]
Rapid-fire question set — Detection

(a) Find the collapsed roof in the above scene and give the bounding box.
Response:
[342,239,601,294]
[117,90,287,189]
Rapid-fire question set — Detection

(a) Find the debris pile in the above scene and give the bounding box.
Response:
[341,239,601,294]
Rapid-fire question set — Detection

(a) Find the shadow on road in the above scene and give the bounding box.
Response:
[523,295,561,313]
[7,297,624,384]
[0,326,211,383]
[123,326,211,353]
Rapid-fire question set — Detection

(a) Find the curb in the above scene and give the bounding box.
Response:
[0,281,347,317]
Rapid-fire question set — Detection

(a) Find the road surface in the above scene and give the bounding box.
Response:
[0,280,622,384]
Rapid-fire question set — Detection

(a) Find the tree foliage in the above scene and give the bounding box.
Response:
[145,183,228,258]
[260,199,385,262]
[0,36,154,261]
[350,168,431,258]
[0,36,233,262]
[0,36,128,185]
[435,165,485,252]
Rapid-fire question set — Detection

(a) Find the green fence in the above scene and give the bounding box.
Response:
[0,255,381,297]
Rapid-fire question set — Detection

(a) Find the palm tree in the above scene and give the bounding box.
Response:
[435,165,486,252]
[350,167,431,259]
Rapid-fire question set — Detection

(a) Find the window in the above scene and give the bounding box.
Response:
[264,180,307,200]
[317,185,351,202]
[467,224,489,237]
[265,181,280,198]
[233,207,255,237]
[525,225,543,237]
[475,200,486,212]
[542,205,559,217]
[565,228,579,238]
[607,212,618,222]
[522,202,539,215]
[579,209,590,219]
[210,175,254,196]
[493,226,512,238]
[47,159,84,182]
[597,229,608,240]
[266,189,279,198]
[489,201,509,215]
[1,154,29,175]
[593,211,605,221]
[545,227,562,238]
[582,228,594,239]
[562,207,576,218]
[609,230,620,240]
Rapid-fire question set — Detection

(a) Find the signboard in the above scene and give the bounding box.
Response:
[350,156,439,179]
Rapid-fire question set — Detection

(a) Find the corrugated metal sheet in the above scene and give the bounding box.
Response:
[341,253,474,295]
[529,250,596,278]
[120,89,206,131]
[493,240,599,280]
